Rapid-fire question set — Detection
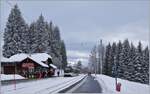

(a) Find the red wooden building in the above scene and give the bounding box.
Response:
[1,53,57,78]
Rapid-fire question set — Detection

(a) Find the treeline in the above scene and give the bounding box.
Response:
[3,5,67,69]
[89,39,149,84]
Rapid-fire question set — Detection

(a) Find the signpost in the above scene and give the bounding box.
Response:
[22,63,34,68]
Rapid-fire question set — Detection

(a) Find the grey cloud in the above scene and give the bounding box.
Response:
[1,1,149,66]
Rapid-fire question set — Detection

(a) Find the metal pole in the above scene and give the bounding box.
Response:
[95,62,96,76]
[14,73,16,90]
[95,53,97,76]
[100,39,103,74]
[115,76,117,88]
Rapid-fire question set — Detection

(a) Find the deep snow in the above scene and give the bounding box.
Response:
[95,74,149,94]
[1,74,25,81]
[1,74,85,94]
[1,74,149,94]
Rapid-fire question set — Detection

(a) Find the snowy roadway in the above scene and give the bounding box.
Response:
[66,75,102,93]
[2,74,149,94]
[1,75,85,94]
[63,74,149,94]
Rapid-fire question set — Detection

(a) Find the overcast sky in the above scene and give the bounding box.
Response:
[1,0,149,66]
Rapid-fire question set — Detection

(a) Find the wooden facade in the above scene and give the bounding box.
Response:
[1,57,56,78]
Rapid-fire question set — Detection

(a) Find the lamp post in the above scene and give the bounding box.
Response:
[95,59,97,76]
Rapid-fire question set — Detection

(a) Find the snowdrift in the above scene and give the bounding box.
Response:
[95,74,149,94]
[1,74,25,81]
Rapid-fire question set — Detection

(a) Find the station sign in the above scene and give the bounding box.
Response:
[22,63,34,68]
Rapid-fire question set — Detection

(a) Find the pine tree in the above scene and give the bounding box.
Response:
[76,60,82,73]
[134,41,144,83]
[103,43,112,76]
[111,42,117,77]
[120,39,130,79]
[53,26,61,41]
[3,5,68,70]
[34,14,48,53]
[97,40,105,74]
[46,22,53,55]
[116,41,123,78]
[142,46,149,84]
[3,4,29,57]
[102,39,149,84]
[60,40,68,69]
[28,22,37,53]
[127,43,136,81]
[50,26,62,68]
[89,45,97,73]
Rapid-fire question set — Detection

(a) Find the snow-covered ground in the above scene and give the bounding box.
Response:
[54,69,64,77]
[94,74,150,94]
[1,74,85,94]
[1,74,25,81]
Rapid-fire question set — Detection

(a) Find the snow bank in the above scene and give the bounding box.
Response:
[1,74,25,81]
[1,74,85,94]
[95,74,149,94]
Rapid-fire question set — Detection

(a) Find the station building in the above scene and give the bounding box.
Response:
[1,53,57,78]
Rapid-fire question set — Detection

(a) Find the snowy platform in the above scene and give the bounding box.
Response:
[1,74,25,81]
[1,74,85,94]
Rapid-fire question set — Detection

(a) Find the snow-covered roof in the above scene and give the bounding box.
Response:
[1,57,11,62]
[30,53,52,62]
[9,53,29,62]
[50,64,57,69]
[1,53,52,67]
[30,53,51,67]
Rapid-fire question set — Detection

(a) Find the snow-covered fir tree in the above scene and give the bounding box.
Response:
[116,41,123,78]
[3,4,29,57]
[28,22,38,53]
[142,46,149,84]
[89,45,97,73]
[50,26,62,68]
[127,43,136,81]
[103,43,112,76]
[120,39,131,79]
[93,39,149,84]
[34,14,49,53]
[134,42,144,83]
[60,40,68,69]
[111,42,117,77]
[97,40,105,74]
[46,22,53,55]
[3,5,68,69]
